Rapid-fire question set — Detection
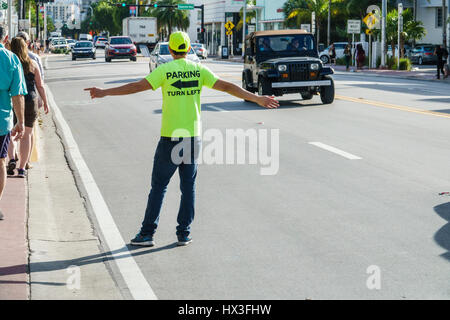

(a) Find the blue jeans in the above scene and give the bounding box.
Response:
[140,137,201,237]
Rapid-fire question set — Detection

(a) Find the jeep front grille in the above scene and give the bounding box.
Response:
[289,63,309,81]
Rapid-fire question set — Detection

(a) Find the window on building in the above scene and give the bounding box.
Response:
[436,7,443,28]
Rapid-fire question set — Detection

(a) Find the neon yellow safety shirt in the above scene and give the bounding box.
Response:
[145,58,218,137]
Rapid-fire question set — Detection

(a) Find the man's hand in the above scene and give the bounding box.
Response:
[84,87,107,99]
[256,95,280,109]
[11,122,24,141]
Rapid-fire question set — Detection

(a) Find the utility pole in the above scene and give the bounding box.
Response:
[242,0,246,57]
[7,0,12,38]
[36,1,39,40]
[398,3,403,69]
[442,0,447,47]
[381,0,387,67]
[327,0,331,46]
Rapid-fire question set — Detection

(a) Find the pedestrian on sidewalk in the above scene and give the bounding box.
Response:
[329,43,336,66]
[344,43,352,71]
[434,45,448,79]
[0,27,26,220]
[9,37,49,178]
[84,31,279,246]
[7,31,45,174]
[356,44,365,70]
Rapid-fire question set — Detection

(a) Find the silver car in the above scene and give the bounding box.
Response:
[149,42,200,72]
[191,43,208,59]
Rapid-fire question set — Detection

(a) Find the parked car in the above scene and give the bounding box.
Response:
[149,42,200,72]
[319,42,347,64]
[72,41,96,60]
[49,38,69,52]
[66,39,76,50]
[95,37,108,48]
[105,36,137,62]
[191,43,208,59]
[387,44,412,58]
[242,29,334,104]
[409,44,437,65]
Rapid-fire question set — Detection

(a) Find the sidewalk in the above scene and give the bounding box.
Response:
[0,107,123,300]
[332,65,450,82]
[0,178,28,300]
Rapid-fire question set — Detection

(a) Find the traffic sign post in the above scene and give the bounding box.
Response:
[347,20,361,67]
[178,3,194,10]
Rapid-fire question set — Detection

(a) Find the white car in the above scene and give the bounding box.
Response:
[50,38,69,52]
[66,39,76,49]
[149,42,200,72]
[319,42,347,64]
[191,43,208,59]
[95,37,108,48]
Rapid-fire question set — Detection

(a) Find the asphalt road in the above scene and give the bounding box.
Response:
[45,50,450,299]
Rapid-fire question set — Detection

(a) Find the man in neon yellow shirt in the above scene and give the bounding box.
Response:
[85,32,279,246]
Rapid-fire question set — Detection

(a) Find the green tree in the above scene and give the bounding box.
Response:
[282,0,330,44]
[148,0,190,39]
[235,0,256,32]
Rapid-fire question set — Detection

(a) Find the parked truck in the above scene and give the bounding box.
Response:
[122,17,158,53]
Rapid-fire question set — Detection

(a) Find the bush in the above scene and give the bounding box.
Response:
[51,48,69,54]
[398,58,412,71]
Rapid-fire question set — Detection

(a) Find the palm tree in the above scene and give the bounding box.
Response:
[282,0,331,45]
[235,0,256,32]
[385,8,426,58]
[149,0,190,40]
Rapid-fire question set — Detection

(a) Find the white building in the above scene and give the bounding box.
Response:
[415,0,448,44]
[187,0,248,56]
[46,0,81,26]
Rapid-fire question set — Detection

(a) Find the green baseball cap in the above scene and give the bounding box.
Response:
[169,31,190,53]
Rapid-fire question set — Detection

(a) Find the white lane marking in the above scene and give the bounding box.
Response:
[206,105,229,112]
[308,142,362,160]
[47,85,158,300]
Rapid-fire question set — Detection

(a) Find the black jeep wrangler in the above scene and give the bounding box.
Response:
[242,30,335,104]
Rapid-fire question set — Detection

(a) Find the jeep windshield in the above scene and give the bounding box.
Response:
[256,35,316,57]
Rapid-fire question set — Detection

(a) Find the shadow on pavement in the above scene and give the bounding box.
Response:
[0,243,179,278]
[433,202,450,261]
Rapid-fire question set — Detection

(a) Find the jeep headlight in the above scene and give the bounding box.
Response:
[278,64,287,72]
[310,63,319,70]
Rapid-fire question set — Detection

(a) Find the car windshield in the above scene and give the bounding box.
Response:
[98,38,106,42]
[75,42,93,48]
[424,46,434,51]
[55,40,66,45]
[159,45,170,55]
[256,35,315,54]
[110,37,132,45]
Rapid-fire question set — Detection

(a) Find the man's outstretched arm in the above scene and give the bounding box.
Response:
[84,78,153,99]
[212,79,279,109]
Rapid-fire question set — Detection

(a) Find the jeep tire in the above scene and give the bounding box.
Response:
[320,76,335,104]
[258,77,272,96]
[242,72,256,94]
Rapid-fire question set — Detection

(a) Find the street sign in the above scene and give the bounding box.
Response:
[1,1,7,9]
[300,24,311,32]
[366,5,381,29]
[178,3,194,10]
[19,19,30,29]
[226,30,232,36]
[347,20,361,34]
[225,20,234,31]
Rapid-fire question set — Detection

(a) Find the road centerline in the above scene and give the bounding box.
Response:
[308,142,362,160]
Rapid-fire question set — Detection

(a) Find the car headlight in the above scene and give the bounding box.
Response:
[310,63,319,70]
[278,64,287,72]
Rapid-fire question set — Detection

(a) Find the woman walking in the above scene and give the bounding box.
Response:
[9,37,49,177]
[344,43,352,71]
[356,44,366,70]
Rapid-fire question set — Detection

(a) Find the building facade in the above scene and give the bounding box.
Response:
[255,0,284,31]
[416,0,448,44]
[46,0,81,26]
[187,0,249,56]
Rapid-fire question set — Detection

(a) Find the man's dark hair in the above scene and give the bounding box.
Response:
[0,26,5,41]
